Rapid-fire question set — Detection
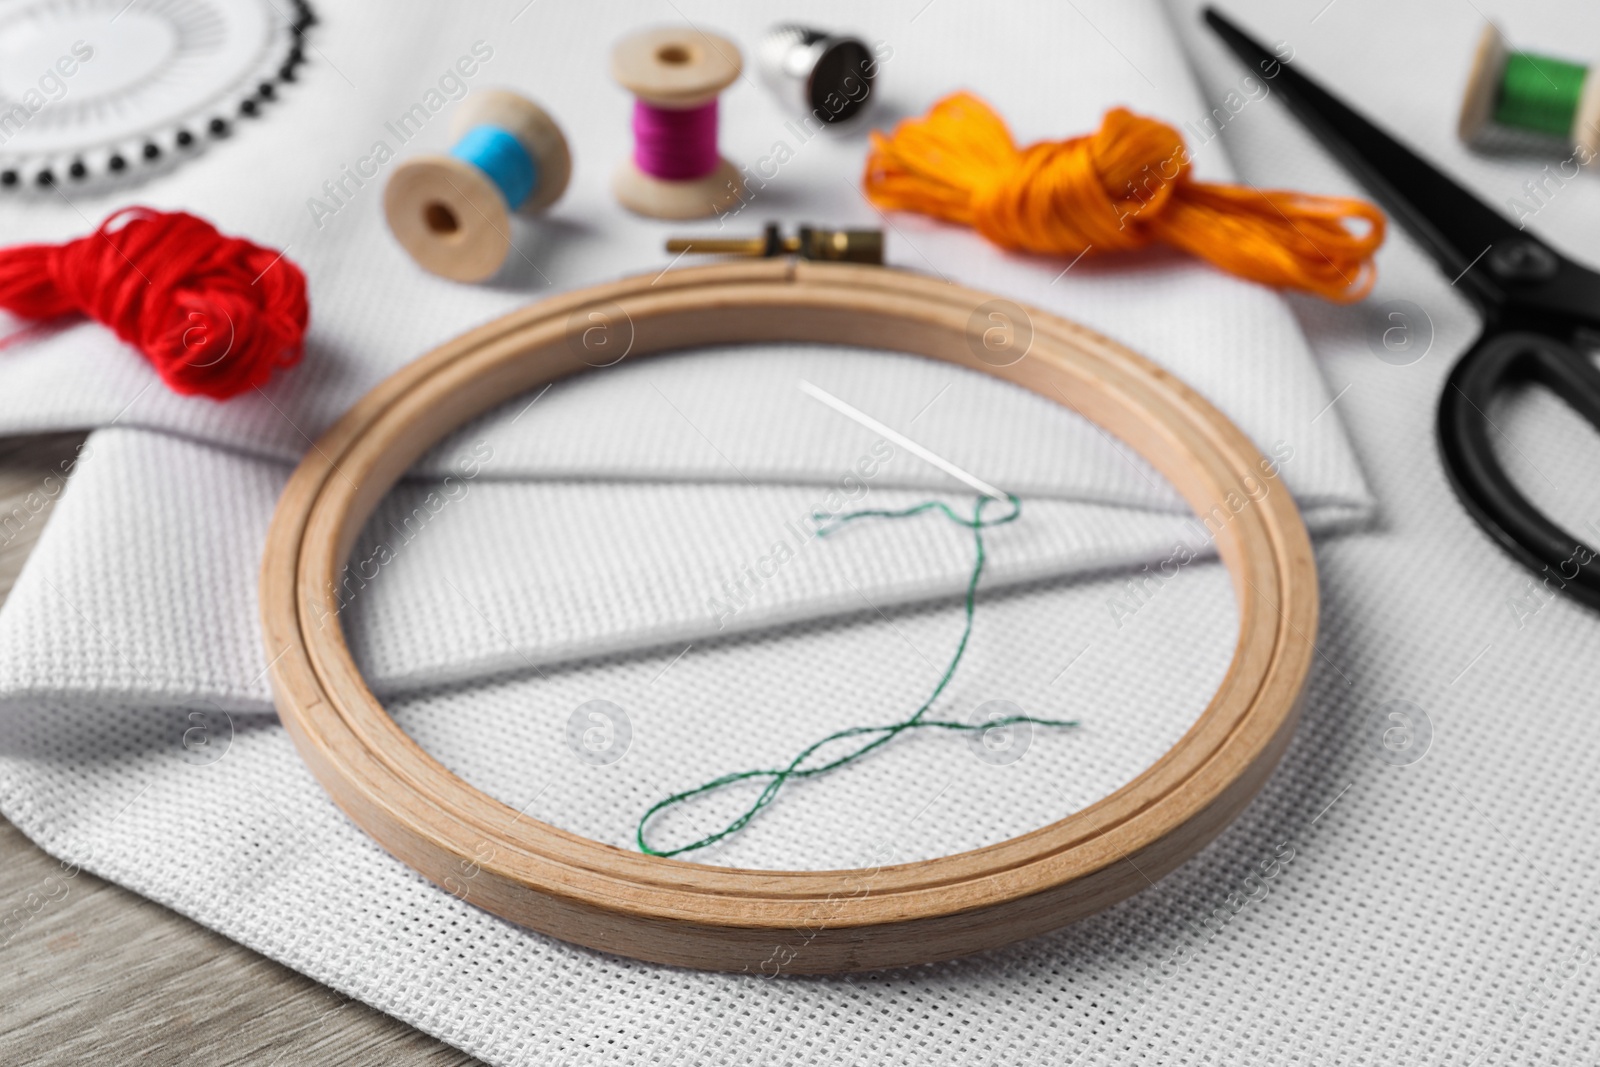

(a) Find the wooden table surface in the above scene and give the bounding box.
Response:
[0,433,480,1066]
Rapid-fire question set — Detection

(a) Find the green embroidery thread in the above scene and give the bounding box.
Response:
[637,493,1079,858]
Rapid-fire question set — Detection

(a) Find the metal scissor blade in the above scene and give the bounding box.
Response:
[1204,8,1524,304]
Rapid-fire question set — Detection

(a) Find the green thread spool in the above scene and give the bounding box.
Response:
[1459,24,1600,158]
[1495,53,1588,137]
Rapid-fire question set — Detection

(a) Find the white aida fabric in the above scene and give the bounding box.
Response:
[13,0,1600,1062]
[0,422,1297,714]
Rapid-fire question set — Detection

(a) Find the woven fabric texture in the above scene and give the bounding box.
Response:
[7,0,1593,1064]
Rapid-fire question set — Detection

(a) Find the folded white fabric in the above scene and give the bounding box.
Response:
[0,0,1447,1063]
[0,368,1354,711]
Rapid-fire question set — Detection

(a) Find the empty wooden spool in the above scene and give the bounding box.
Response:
[260,260,1316,974]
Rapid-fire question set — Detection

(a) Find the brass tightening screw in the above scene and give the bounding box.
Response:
[666,223,884,264]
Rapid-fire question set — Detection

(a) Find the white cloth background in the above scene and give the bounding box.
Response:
[1,0,1596,1062]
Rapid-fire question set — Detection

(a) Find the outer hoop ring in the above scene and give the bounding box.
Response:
[260,260,1316,974]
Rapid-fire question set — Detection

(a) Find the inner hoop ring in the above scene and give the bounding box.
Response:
[260,260,1316,974]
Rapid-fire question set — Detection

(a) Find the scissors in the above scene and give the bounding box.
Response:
[1207,8,1600,608]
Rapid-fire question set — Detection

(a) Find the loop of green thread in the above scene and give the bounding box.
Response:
[1495,53,1588,138]
[636,493,1079,858]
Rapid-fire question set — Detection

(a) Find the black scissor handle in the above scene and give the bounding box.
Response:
[1437,330,1600,608]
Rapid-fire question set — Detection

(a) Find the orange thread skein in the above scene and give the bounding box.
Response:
[863,92,1385,303]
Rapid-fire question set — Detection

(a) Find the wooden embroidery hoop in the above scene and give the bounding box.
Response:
[260,260,1316,975]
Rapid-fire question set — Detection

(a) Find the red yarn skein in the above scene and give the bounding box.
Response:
[0,208,309,399]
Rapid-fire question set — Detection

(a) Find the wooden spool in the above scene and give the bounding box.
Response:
[384,90,572,282]
[611,27,744,219]
[1458,23,1600,157]
[260,261,1317,974]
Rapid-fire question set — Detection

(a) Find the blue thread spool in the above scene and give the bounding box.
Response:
[385,90,572,282]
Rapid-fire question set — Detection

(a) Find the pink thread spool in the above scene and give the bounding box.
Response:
[612,27,744,219]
